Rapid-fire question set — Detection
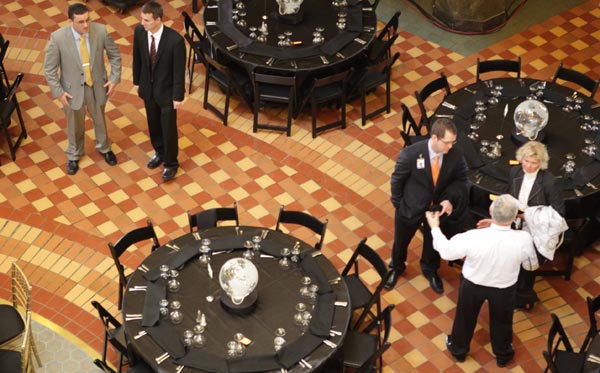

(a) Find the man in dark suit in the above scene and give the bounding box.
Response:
[133,1,186,181]
[386,118,468,293]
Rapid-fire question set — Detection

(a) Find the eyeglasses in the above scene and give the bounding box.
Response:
[439,139,457,145]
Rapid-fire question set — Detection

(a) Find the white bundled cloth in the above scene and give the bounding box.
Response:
[522,205,569,261]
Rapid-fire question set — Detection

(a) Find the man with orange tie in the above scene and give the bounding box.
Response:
[44,3,121,175]
[385,118,469,293]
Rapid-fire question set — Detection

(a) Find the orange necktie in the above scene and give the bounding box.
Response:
[431,154,440,186]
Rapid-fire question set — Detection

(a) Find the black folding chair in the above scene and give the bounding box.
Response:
[275,205,327,250]
[0,72,27,162]
[552,62,599,98]
[252,72,296,136]
[415,72,451,131]
[296,69,353,137]
[108,220,160,309]
[476,57,521,81]
[182,11,211,93]
[341,238,393,328]
[542,313,585,373]
[188,202,239,232]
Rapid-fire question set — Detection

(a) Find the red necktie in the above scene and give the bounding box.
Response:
[150,35,157,72]
[431,154,440,186]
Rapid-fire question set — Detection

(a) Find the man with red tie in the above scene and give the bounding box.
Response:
[386,118,468,293]
[133,1,186,181]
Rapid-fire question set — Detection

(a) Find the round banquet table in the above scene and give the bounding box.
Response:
[122,226,351,373]
[434,77,600,220]
[202,0,377,80]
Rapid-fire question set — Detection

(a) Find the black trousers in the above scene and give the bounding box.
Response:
[451,276,516,363]
[391,210,464,277]
[144,97,179,169]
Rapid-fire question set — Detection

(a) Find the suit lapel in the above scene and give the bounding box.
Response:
[154,28,168,66]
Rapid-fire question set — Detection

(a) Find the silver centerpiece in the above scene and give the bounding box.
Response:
[513,99,549,140]
[276,0,304,15]
[219,258,258,305]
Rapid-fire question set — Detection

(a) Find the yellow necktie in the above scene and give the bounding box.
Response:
[80,35,93,86]
[431,154,440,186]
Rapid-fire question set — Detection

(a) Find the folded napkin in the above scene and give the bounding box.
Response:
[174,349,229,372]
[309,293,335,337]
[457,132,485,169]
[542,89,567,105]
[146,322,186,359]
[276,333,322,369]
[209,235,245,251]
[141,278,166,327]
[228,353,281,373]
[300,255,332,294]
[143,245,198,281]
[478,163,510,183]
[500,85,529,98]
[569,160,600,189]
[258,239,286,257]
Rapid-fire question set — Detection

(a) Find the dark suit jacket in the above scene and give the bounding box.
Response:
[508,167,565,216]
[391,139,469,225]
[132,24,185,107]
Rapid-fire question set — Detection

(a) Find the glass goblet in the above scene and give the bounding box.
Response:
[279,248,291,269]
[183,330,194,347]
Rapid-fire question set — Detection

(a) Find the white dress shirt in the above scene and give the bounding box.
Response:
[431,224,538,288]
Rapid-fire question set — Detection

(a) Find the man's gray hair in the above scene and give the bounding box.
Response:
[491,194,519,224]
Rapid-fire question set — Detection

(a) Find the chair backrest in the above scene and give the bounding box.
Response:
[476,57,521,81]
[253,72,296,104]
[188,202,239,232]
[543,313,576,372]
[581,295,600,352]
[341,238,388,279]
[369,33,398,64]
[1,72,24,115]
[11,262,32,314]
[552,62,599,98]
[91,300,128,355]
[415,72,451,129]
[0,37,9,88]
[183,32,208,67]
[182,10,205,40]
[377,11,401,41]
[108,220,160,287]
[401,103,422,137]
[275,205,327,250]
[360,304,394,371]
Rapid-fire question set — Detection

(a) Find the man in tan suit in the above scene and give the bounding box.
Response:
[44,3,121,175]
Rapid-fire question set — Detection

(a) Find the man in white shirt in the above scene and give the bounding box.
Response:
[425,194,538,367]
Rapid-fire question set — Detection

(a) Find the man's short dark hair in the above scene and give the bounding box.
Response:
[430,118,457,139]
[141,1,163,19]
[68,3,89,20]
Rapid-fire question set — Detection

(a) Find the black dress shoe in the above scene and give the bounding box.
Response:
[66,160,79,175]
[147,155,163,169]
[445,335,466,362]
[102,151,117,166]
[429,274,444,294]
[162,167,177,181]
[383,263,405,290]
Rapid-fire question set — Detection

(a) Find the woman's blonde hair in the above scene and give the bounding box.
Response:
[515,141,549,170]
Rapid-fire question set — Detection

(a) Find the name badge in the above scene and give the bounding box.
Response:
[416,154,425,169]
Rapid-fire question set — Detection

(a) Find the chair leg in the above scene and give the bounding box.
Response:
[341,96,347,129]
[223,88,231,126]
[361,89,367,126]
[385,78,391,113]
[311,99,317,138]
[253,101,259,133]
[203,75,210,110]
[287,99,293,137]
[118,281,123,310]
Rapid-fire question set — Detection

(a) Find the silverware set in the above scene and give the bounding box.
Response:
[441,101,457,110]
[175,365,185,373]
[128,285,147,292]
[335,52,345,59]
[322,339,337,348]
[328,276,341,285]
[299,358,312,369]
[320,56,329,65]
[155,352,170,364]
[329,329,342,337]
[193,232,201,240]
[261,229,269,239]
[125,313,143,321]
[334,300,348,307]
[166,243,181,251]
[138,264,149,273]
[588,354,600,364]
[353,37,366,45]
[133,330,147,340]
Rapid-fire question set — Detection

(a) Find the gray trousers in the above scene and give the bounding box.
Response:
[64,84,111,161]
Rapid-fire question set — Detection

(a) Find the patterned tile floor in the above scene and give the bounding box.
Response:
[0,0,599,372]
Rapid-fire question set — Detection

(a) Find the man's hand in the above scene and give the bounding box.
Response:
[59,92,72,106]
[439,200,453,216]
[476,218,492,229]
[104,81,117,95]
[425,211,440,228]
[173,100,182,110]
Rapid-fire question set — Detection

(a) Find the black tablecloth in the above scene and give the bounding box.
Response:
[123,226,350,373]
[204,0,376,73]
[435,78,600,219]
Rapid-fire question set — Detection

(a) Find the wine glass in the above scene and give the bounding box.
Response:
[279,248,291,269]
[183,330,194,347]
[169,301,183,324]
[249,26,257,39]
[159,298,169,318]
[273,328,286,351]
